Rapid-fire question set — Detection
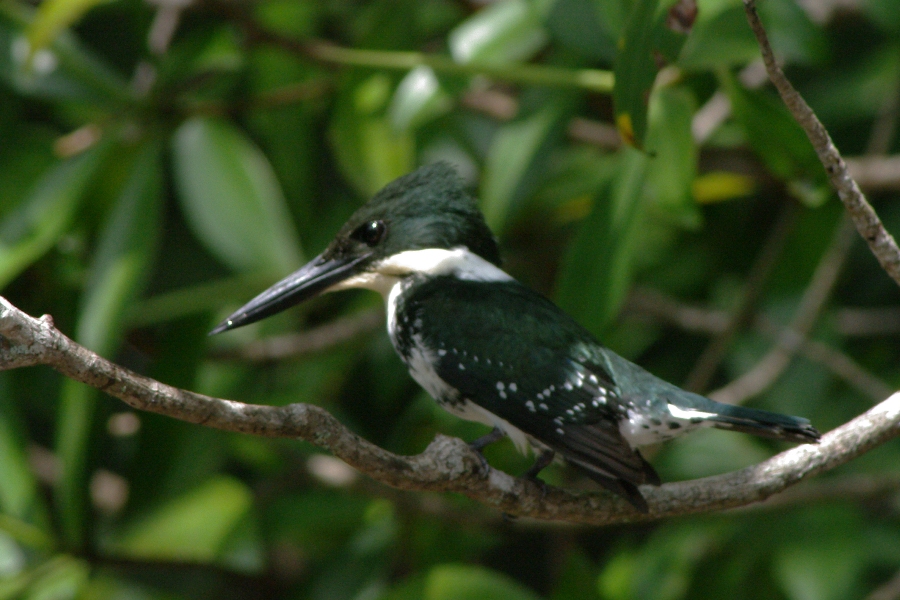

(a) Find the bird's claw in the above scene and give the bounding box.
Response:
[468,427,505,474]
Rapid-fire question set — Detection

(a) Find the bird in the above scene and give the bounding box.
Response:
[210,162,820,512]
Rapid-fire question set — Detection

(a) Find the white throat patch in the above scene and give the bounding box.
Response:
[326,247,513,297]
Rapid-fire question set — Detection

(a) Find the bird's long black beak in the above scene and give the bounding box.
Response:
[210,252,371,335]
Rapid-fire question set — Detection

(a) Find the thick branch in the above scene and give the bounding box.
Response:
[743,0,900,287]
[2,297,899,525]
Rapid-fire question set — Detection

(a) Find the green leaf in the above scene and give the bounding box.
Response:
[481,101,566,231]
[329,74,415,196]
[55,142,162,546]
[867,0,900,32]
[0,4,131,105]
[17,555,90,600]
[613,0,692,148]
[721,71,823,192]
[172,117,304,275]
[75,142,162,355]
[681,0,824,70]
[448,0,552,66]
[389,66,453,131]
[655,428,769,480]
[546,0,617,62]
[598,522,728,600]
[644,85,700,227]
[26,0,112,57]
[109,477,254,563]
[613,0,660,147]
[0,143,107,290]
[774,536,864,600]
[555,147,648,335]
[425,564,542,600]
[678,4,759,70]
[0,124,57,221]
[550,548,600,600]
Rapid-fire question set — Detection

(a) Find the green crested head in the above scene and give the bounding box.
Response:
[325,162,501,267]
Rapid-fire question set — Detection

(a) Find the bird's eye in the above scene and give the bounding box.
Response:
[353,220,386,247]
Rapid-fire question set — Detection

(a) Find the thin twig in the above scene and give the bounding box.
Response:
[743,0,900,287]
[182,79,333,116]
[210,1,614,94]
[835,307,900,337]
[2,297,899,525]
[626,288,892,402]
[846,156,900,193]
[685,201,798,393]
[708,216,856,404]
[869,569,900,600]
[760,327,893,402]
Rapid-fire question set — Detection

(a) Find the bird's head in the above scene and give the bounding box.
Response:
[211,162,500,334]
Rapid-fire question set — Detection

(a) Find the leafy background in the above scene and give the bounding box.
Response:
[1,0,900,598]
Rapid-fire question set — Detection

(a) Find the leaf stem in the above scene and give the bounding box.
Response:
[305,43,614,93]
[212,0,615,94]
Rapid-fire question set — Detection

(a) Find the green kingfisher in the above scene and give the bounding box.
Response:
[211,163,820,512]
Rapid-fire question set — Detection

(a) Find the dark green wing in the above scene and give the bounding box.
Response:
[399,276,659,502]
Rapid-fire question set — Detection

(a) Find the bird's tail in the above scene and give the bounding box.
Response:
[704,403,820,444]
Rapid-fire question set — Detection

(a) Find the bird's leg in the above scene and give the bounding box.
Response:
[469,426,506,451]
[468,427,505,471]
[501,449,557,521]
[522,449,555,481]
[521,449,555,498]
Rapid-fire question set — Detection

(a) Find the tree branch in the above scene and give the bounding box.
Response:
[743,0,900,288]
[685,200,798,393]
[628,285,893,404]
[2,296,898,525]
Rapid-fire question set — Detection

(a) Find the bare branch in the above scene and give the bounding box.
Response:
[835,306,900,337]
[708,216,856,404]
[868,569,900,600]
[1,297,899,525]
[743,0,900,288]
[567,118,622,151]
[685,201,798,393]
[626,288,892,402]
[847,155,900,193]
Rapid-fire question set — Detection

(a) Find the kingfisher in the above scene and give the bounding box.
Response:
[211,162,820,512]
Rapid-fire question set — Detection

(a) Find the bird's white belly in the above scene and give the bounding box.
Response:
[382,267,532,455]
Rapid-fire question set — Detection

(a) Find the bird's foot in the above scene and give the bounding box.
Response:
[521,450,555,499]
[468,427,505,473]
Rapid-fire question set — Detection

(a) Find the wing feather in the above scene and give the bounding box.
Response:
[400,276,659,509]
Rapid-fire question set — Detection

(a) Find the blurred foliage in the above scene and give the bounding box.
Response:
[1,0,899,598]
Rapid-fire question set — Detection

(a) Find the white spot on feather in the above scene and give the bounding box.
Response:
[667,404,717,420]
[618,403,716,447]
